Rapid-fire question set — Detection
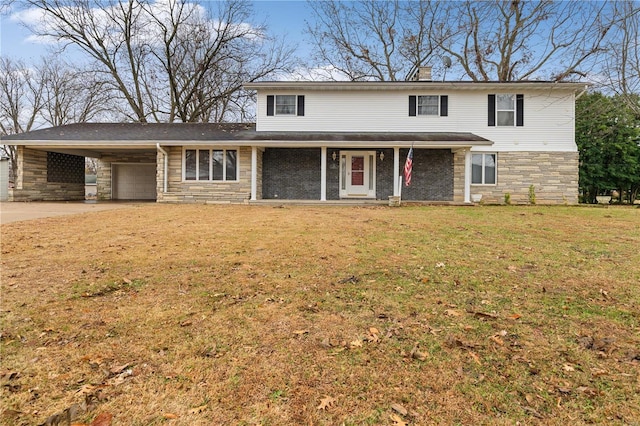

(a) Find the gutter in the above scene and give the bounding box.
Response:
[156,143,168,193]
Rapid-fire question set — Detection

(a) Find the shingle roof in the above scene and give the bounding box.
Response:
[1,122,491,145]
[1,123,255,142]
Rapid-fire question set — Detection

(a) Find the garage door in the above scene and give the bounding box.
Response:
[112,164,156,200]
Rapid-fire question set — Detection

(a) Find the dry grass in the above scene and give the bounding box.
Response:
[1,204,639,425]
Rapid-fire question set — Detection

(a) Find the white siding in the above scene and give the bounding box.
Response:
[255,88,577,152]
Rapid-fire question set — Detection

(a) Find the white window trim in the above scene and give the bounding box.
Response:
[417,95,440,116]
[496,94,516,127]
[182,147,239,182]
[275,95,297,116]
[471,153,497,186]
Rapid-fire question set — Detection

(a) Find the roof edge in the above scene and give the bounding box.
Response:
[244,81,590,91]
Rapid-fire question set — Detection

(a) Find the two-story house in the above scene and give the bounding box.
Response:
[2,69,587,204]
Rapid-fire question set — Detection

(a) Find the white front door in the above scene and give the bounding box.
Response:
[340,151,376,198]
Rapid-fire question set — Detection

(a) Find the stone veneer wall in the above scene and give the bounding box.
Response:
[457,151,579,205]
[156,146,254,203]
[10,147,85,201]
[96,151,157,200]
[452,149,466,203]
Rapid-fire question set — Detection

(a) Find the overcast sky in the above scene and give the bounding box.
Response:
[0,0,313,63]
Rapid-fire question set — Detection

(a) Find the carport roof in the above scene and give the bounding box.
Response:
[1,122,492,148]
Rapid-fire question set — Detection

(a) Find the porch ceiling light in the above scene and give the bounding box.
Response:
[379,151,385,162]
[332,151,337,161]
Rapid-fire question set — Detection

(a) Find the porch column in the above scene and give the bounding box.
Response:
[251,146,257,201]
[393,146,400,196]
[464,149,471,203]
[320,146,327,201]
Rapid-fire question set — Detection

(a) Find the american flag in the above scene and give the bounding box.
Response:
[403,147,413,186]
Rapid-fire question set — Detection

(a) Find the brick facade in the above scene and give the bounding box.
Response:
[263,148,320,200]
[261,148,453,201]
[400,149,454,201]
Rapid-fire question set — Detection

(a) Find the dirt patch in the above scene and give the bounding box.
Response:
[1,205,639,425]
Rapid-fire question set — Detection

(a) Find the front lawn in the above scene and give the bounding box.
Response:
[1,205,638,425]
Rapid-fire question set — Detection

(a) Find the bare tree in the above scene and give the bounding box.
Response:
[306,0,618,82]
[40,61,112,126]
[436,1,616,81]
[0,56,111,180]
[306,0,444,81]
[603,1,640,115]
[0,57,45,181]
[22,0,295,123]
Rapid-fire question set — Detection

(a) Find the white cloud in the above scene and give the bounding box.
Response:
[10,0,264,49]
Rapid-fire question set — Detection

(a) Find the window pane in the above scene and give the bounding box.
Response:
[185,149,196,180]
[496,94,514,110]
[276,95,296,115]
[226,150,237,181]
[212,150,224,180]
[418,95,438,115]
[471,154,483,184]
[497,111,514,126]
[199,150,209,180]
[484,154,496,184]
[351,156,364,185]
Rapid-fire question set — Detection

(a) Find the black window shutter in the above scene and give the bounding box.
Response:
[440,95,448,116]
[488,94,496,126]
[409,95,417,116]
[297,95,305,116]
[516,94,524,126]
[266,95,274,116]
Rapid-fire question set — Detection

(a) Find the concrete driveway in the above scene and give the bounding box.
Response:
[0,201,142,225]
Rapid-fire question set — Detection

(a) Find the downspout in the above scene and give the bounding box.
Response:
[575,85,589,101]
[156,143,168,193]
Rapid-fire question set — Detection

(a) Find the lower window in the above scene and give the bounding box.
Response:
[185,148,238,181]
[472,153,496,185]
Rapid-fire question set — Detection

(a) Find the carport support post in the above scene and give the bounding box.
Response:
[464,149,471,203]
[251,146,257,201]
[320,146,327,201]
[393,147,400,196]
[156,143,168,193]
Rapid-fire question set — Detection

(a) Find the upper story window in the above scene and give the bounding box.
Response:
[276,95,296,115]
[488,94,524,126]
[409,95,448,117]
[267,95,305,116]
[184,148,238,182]
[418,95,439,115]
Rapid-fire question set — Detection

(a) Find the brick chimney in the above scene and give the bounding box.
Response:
[410,66,432,81]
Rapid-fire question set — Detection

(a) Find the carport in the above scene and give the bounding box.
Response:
[1,124,158,202]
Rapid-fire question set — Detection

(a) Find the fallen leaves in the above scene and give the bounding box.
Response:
[390,403,408,416]
[188,404,207,415]
[409,342,427,361]
[390,413,408,425]
[317,395,336,410]
[89,412,113,426]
